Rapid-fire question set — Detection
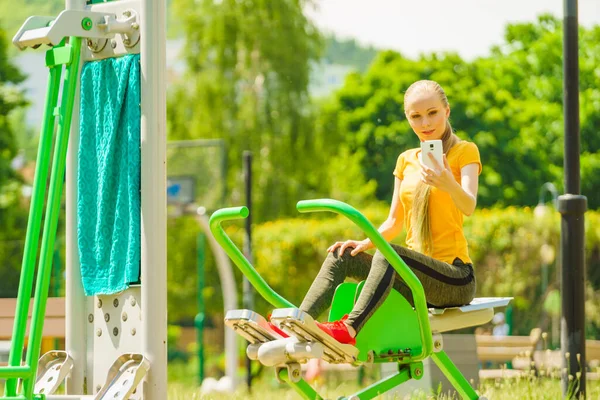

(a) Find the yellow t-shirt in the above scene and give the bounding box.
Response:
[393,141,482,264]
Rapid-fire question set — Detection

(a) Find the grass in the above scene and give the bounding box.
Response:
[2,361,599,399]
[165,372,600,400]
[1,375,599,399]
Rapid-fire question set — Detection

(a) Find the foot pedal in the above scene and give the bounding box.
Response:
[225,309,284,344]
[270,308,358,364]
[35,351,73,395]
[95,353,150,400]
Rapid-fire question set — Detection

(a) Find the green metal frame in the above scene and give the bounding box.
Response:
[0,37,82,400]
[210,199,481,399]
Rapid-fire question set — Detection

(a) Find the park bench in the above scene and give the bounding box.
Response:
[531,339,600,380]
[475,328,542,379]
[0,297,65,365]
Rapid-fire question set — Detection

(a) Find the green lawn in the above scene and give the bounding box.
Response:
[166,375,600,399]
[2,366,599,399]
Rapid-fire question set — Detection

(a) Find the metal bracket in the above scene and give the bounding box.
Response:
[432,333,444,353]
[13,9,139,51]
[88,9,140,51]
[408,361,424,381]
[35,351,74,395]
[94,353,150,400]
[275,362,302,384]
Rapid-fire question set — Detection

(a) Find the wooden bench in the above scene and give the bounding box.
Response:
[0,297,66,340]
[475,328,542,379]
[587,339,600,368]
[533,339,600,374]
[0,297,66,364]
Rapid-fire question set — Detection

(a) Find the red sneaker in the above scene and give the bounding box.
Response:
[266,313,289,338]
[315,315,356,345]
[268,322,289,338]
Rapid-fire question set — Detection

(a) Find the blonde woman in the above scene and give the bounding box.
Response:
[283,80,482,345]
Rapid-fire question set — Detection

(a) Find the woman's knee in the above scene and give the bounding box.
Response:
[321,248,353,272]
[371,249,387,266]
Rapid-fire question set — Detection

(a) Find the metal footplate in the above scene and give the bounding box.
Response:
[35,351,74,395]
[94,353,150,400]
[225,309,324,365]
[270,308,359,365]
[224,309,284,344]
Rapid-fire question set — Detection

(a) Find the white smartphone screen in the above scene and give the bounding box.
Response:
[420,140,443,170]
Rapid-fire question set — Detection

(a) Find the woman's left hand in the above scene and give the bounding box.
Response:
[420,153,458,193]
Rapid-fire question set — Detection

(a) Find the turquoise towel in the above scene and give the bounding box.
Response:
[78,54,141,296]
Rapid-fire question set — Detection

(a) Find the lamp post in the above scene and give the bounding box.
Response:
[561,0,587,395]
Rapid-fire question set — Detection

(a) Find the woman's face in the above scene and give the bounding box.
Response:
[405,91,450,142]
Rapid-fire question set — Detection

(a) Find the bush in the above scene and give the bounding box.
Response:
[168,204,600,338]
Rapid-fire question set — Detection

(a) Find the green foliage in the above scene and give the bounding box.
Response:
[323,35,379,72]
[0,1,63,45]
[168,0,325,222]
[0,25,29,297]
[319,15,600,208]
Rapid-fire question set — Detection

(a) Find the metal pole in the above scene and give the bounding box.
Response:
[141,0,168,398]
[195,232,206,384]
[242,151,254,389]
[64,1,87,394]
[560,0,587,396]
[196,211,239,388]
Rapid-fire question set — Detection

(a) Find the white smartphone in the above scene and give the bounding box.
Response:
[420,140,443,170]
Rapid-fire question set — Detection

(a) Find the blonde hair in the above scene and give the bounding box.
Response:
[404,80,461,255]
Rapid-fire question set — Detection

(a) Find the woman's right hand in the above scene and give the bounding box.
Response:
[328,239,372,257]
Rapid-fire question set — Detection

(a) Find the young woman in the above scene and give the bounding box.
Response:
[297,80,482,345]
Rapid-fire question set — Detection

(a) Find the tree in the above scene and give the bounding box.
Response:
[317,15,600,209]
[322,35,378,72]
[168,0,324,222]
[0,25,29,297]
[0,1,63,47]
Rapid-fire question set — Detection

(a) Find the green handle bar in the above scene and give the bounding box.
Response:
[296,199,433,361]
[209,207,294,309]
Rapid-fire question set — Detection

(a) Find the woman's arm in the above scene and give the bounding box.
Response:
[333,177,405,255]
[446,163,479,216]
[421,153,479,216]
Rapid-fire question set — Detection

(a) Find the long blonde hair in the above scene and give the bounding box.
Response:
[405,80,461,255]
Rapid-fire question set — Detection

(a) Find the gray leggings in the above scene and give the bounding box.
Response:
[299,244,476,334]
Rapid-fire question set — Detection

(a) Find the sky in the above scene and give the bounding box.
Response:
[305,0,600,60]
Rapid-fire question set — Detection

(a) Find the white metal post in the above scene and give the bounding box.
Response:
[140,0,168,398]
[65,0,89,394]
[196,212,239,387]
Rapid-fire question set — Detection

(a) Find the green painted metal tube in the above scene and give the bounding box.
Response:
[278,370,323,400]
[0,366,33,379]
[21,37,82,399]
[209,207,294,309]
[296,199,433,361]
[2,58,62,397]
[431,351,479,400]
[346,366,411,400]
